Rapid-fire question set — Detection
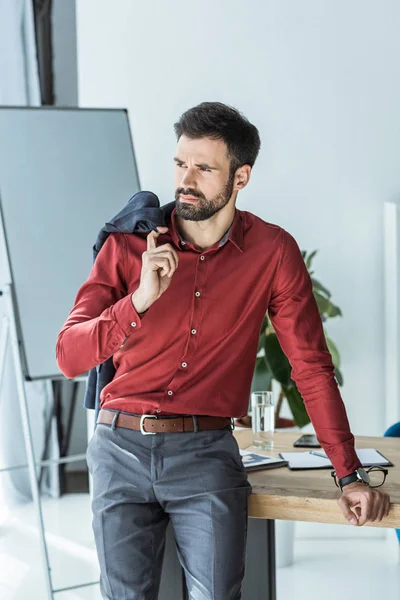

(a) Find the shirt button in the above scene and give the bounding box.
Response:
[181,240,186,245]
[191,329,197,335]
[182,362,187,368]
[200,255,205,260]
[130,322,137,327]
[195,291,200,297]
[156,409,161,413]
[167,390,173,395]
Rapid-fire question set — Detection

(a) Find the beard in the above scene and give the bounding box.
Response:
[174,169,236,222]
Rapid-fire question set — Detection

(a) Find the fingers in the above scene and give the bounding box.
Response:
[386,494,391,518]
[339,489,391,527]
[373,492,391,523]
[147,227,167,251]
[146,230,179,264]
[148,251,177,277]
[357,491,371,526]
[155,243,180,266]
[366,490,391,524]
[145,229,179,278]
[338,495,358,525]
[374,499,386,523]
[369,492,381,523]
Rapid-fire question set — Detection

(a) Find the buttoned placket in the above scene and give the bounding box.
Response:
[161,238,215,408]
[154,221,232,413]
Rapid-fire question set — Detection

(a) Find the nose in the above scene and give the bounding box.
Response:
[180,166,197,189]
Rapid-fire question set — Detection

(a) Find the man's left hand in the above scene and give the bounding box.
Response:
[337,482,390,526]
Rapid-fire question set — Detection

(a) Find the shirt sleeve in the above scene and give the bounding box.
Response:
[56,232,143,379]
[268,229,362,480]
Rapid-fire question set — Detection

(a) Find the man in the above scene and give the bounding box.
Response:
[56,101,390,599]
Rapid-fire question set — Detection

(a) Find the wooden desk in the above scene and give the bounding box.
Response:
[159,430,399,600]
[235,429,400,527]
[234,429,400,600]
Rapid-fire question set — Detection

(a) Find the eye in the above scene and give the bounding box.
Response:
[176,163,210,172]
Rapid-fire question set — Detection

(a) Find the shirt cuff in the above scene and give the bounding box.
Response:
[110,294,143,338]
[330,450,363,480]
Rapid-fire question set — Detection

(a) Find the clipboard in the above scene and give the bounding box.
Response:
[278,448,394,470]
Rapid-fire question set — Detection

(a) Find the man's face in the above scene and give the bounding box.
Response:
[174,135,236,222]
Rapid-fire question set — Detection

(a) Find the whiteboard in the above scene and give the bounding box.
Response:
[0,107,140,380]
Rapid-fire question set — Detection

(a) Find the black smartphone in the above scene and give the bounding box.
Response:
[293,434,321,448]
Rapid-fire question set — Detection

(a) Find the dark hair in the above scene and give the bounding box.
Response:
[173,101,261,177]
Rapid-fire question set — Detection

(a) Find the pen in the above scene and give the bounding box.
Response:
[309,451,328,459]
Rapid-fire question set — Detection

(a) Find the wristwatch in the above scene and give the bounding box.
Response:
[337,467,370,492]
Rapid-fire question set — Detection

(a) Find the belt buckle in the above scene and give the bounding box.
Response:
[140,414,157,435]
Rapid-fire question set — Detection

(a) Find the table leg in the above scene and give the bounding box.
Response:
[159,518,276,600]
[158,522,187,600]
[242,518,276,600]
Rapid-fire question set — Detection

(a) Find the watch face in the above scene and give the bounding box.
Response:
[357,468,370,484]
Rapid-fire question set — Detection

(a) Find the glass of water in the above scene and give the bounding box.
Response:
[251,391,275,450]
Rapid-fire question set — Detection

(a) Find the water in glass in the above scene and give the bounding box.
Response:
[251,391,274,450]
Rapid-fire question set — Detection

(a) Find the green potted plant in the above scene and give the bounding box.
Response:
[235,249,343,430]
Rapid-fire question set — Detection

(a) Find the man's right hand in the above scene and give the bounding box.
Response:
[131,226,179,314]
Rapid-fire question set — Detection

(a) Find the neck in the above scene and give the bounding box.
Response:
[175,202,236,251]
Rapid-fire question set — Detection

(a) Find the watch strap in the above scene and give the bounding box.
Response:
[338,471,360,490]
[338,468,370,491]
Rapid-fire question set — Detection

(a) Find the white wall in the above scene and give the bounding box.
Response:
[52,0,88,472]
[75,0,400,537]
[52,0,78,106]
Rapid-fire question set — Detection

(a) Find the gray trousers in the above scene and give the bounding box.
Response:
[86,412,253,600]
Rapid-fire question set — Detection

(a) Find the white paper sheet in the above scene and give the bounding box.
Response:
[279,448,391,469]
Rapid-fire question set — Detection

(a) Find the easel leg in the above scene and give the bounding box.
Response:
[0,314,9,392]
[2,286,54,599]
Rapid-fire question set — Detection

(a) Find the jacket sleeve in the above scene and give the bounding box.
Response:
[56,233,143,379]
[268,229,362,480]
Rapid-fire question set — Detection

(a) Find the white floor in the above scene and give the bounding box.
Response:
[0,494,399,599]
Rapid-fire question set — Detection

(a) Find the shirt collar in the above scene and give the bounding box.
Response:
[169,206,244,253]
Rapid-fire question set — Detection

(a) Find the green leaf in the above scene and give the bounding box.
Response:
[265,312,275,334]
[324,335,344,386]
[334,367,344,386]
[282,384,310,428]
[313,290,342,318]
[311,277,331,298]
[325,335,341,368]
[326,303,342,318]
[257,315,269,353]
[258,331,266,354]
[260,314,269,332]
[305,250,318,270]
[263,333,292,387]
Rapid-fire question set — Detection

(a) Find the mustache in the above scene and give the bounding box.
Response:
[177,189,204,200]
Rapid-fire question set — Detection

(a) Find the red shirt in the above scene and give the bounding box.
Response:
[56,206,361,479]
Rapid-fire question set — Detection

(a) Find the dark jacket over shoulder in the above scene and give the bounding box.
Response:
[66,191,175,423]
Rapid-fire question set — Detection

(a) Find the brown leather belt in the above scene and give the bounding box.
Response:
[97,409,232,434]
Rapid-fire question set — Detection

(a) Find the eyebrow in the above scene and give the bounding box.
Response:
[173,157,219,170]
